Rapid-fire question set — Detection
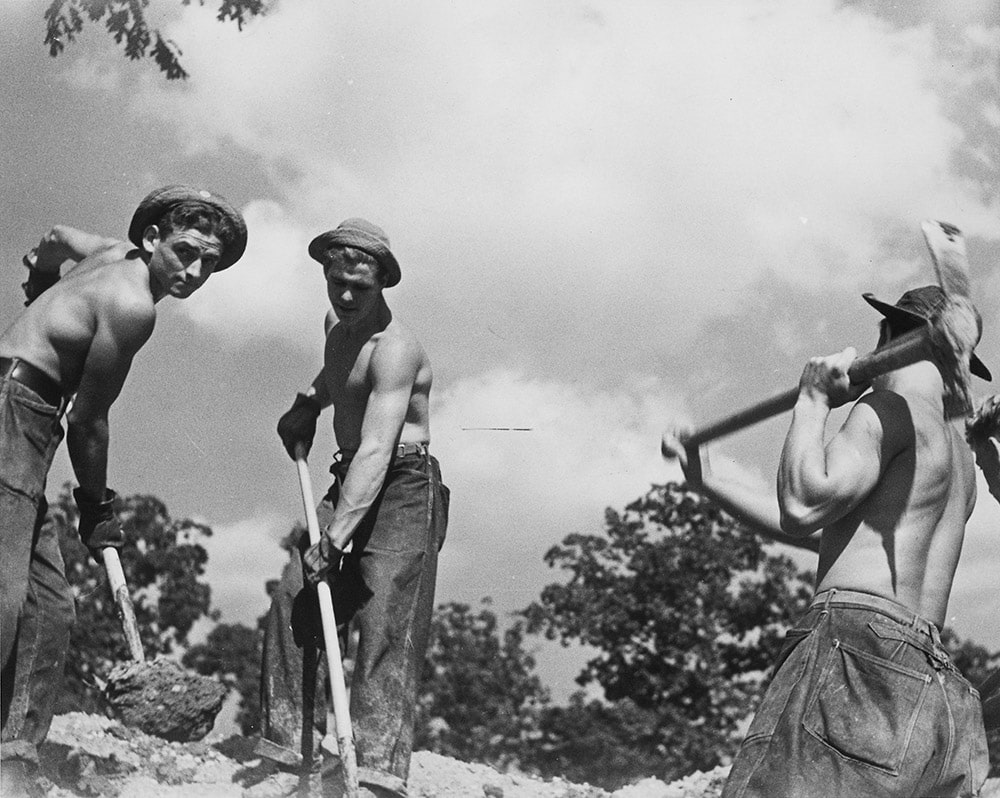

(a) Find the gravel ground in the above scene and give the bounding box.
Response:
[34,712,999,797]
[35,713,728,798]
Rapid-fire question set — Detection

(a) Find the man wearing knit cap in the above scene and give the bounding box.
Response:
[260,218,448,798]
[1,185,246,797]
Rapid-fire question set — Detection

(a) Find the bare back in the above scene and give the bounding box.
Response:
[321,312,432,454]
[815,391,976,626]
[0,244,155,402]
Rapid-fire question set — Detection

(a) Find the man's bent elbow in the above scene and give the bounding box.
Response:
[778,501,825,536]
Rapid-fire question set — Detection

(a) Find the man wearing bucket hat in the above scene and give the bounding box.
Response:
[258,218,448,798]
[0,185,246,796]
[662,285,991,798]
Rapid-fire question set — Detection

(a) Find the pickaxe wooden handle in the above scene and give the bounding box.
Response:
[294,444,360,798]
[684,324,935,447]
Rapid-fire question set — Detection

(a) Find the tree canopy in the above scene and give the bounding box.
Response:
[523,481,816,782]
[43,0,266,80]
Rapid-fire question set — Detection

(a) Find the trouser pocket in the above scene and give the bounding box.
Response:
[803,639,930,775]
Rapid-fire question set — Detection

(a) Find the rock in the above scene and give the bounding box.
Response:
[105,659,226,742]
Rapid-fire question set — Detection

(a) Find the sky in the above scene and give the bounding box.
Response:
[2,0,999,701]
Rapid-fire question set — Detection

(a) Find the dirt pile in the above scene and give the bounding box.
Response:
[35,713,730,798]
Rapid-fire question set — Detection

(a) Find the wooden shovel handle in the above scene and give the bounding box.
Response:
[102,547,145,663]
[685,325,933,447]
[294,444,360,798]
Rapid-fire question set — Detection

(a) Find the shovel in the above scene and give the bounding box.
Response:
[295,443,360,798]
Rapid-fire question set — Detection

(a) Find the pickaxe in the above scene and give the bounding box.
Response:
[664,220,980,455]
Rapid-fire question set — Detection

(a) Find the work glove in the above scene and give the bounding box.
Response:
[277,393,322,460]
[74,487,125,559]
[21,250,60,306]
[301,535,344,587]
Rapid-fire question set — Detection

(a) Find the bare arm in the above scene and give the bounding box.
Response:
[661,428,819,553]
[23,226,124,305]
[967,394,1000,505]
[778,349,889,533]
[324,337,419,549]
[27,226,122,273]
[66,295,154,498]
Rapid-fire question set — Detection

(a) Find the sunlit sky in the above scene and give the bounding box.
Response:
[2,0,998,698]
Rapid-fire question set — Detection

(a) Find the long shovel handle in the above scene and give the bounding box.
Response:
[101,547,145,663]
[294,445,360,798]
[684,324,934,447]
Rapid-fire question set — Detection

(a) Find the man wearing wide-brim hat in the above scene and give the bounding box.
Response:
[0,185,246,796]
[663,283,992,797]
[260,218,449,798]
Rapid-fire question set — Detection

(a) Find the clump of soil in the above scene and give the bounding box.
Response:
[104,659,226,742]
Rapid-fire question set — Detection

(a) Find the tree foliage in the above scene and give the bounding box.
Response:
[184,621,263,735]
[415,600,550,771]
[942,629,1000,777]
[523,481,815,783]
[43,0,266,80]
[49,482,219,714]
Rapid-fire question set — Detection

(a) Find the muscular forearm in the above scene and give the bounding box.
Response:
[778,397,832,532]
[700,474,820,553]
[325,447,391,549]
[66,417,110,499]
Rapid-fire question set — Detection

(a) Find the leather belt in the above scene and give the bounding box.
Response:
[0,357,65,408]
[333,442,429,466]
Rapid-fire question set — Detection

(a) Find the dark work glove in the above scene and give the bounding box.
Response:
[277,393,321,460]
[301,535,344,587]
[21,260,60,306]
[73,487,125,559]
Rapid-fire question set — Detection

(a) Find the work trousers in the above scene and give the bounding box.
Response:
[723,589,989,798]
[260,450,449,797]
[0,369,74,767]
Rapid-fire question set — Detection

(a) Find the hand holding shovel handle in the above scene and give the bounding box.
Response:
[294,443,360,798]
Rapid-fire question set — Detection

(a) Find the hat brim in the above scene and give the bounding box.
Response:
[308,232,401,288]
[863,293,992,381]
[128,185,247,271]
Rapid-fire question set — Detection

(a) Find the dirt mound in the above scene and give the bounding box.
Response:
[35,713,730,797]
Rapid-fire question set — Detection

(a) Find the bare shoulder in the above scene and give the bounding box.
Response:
[369,320,429,379]
[84,258,157,344]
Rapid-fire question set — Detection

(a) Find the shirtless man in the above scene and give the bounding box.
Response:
[0,186,246,796]
[663,286,991,798]
[260,218,449,798]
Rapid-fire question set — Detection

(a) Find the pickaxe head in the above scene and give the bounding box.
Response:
[863,285,990,415]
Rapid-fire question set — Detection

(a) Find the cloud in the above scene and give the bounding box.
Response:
[428,369,684,609]
[177,200,330,348]
[200,514,290,625]
[111,0,998,373]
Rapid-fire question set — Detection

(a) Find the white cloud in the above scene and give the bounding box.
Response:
[178,200,330,348]
[200,513,291,626]
[117,0,999,360]
[429,369,685,609]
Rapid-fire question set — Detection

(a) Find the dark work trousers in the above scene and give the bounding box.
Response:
[259,450,449,797]
[722,589,989,798]
[0,369,74,768]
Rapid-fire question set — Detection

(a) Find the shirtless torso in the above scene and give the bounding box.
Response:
[779,350,976,627]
